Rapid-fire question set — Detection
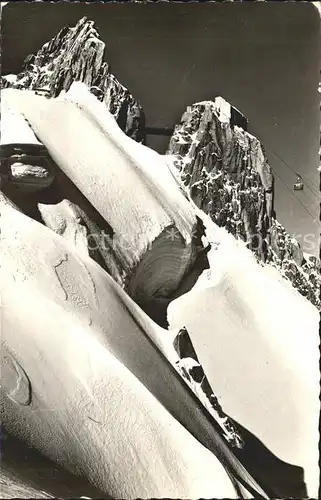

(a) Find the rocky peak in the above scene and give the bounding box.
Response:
[1,17,145,142]
[167,99,274,261]
[167,98,320,309]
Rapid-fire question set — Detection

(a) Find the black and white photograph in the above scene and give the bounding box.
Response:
[0,1,320,498]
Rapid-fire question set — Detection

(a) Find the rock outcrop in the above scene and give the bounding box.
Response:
[267,220,320,308]
[168,229,319,497]
[167,98,320,309]
[0,103,55,192]
[1,17,145,143]
[173,327,244,450]
[167,99,274,262]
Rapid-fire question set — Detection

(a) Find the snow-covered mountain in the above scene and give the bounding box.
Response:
[169,209,319,496]
[166,99,320,309]
[1,17,319,499]
[1,17,145,143]
[0,197,249,499]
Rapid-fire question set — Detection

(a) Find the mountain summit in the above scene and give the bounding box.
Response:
[1,17,145,143]
[1,16,319,500]
[167,98,320,308]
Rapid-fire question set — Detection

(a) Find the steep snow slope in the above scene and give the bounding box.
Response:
[2,85,205,324]
[0,470,52,499]
[1,15,318,499]
[2,83,208,326]
[1,426,109,498]
[1,102,42,147]
[167,99,320,309]
[168,210,320,497]
[1,201,269,499]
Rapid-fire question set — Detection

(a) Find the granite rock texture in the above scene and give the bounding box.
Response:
[1,17,145,142]
[167,98,320,308]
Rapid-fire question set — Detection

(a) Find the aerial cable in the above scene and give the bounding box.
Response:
[272,168,318,222]
[267,147,320,198]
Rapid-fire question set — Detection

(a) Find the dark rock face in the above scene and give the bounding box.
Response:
[1,17,145,143]
[173,327,244,450]
[267,220,320,308]
[167,98,274,262]
[0,145,55,193]
[0,102,55,193]
[167,98,320,309]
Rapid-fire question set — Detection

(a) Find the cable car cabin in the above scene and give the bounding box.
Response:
[293,177,304,191]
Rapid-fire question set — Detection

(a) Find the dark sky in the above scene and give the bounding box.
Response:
[1,1,320,254]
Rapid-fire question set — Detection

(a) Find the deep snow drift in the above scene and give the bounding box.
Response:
[2,85,206,324]
[1,101,42,147]
[167,98,320,309]
[168,210,320,497]
[1,199,269,499]
[0,63,319,500]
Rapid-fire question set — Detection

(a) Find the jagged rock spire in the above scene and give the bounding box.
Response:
[1,17,145,142]
[167,98,274,261]
[167,97,320,309]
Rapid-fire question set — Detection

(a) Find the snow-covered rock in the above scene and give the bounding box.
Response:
[38,199,91,256]
[1,17,145,142]
[3,84,208,326]
[167,98,320,309]
[268,219,320,308]
[168,212,320,497]
[1,16,318,499]
[173,327,244,450]
[0,200,266,499]
[167,99,274,262]
[0,101,55,192]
